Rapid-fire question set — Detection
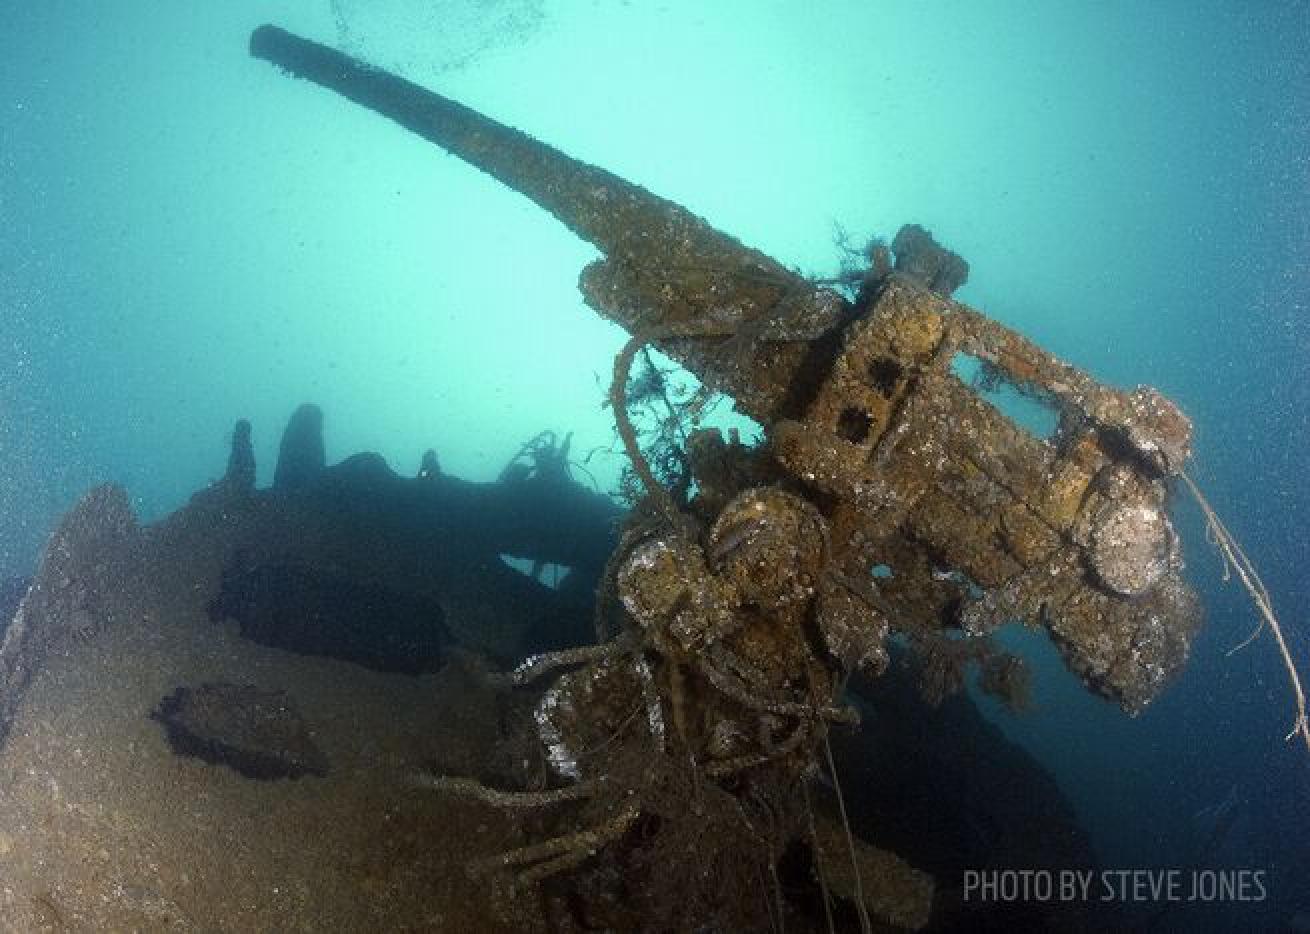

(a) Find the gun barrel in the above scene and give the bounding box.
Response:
[250,25,832,422]
[251,25,675,257]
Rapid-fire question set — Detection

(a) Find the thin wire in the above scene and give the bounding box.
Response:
[1182,471,1309,753]
[822,734,872,934]
[803,779,837,934]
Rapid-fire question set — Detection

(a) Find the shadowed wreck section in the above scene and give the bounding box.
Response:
[0,409,628,931]
[241,24,1202,932]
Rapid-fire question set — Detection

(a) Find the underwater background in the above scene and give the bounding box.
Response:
[1,1,1307,929]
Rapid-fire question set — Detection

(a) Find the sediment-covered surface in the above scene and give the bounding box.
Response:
[0,499,526,930]
[0,421,1101,931]
[0,421,611,931]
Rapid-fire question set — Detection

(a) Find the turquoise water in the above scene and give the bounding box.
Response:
[3,2,1307,928]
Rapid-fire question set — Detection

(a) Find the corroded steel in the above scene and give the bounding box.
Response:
[250,24,1199,714]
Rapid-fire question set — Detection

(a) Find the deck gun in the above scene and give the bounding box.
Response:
[251,25,1199,713]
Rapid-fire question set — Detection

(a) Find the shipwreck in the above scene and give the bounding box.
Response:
[0,23,1237,933]
[243,24,1206,931]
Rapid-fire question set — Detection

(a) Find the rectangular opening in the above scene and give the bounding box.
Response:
[949,352,1060,440]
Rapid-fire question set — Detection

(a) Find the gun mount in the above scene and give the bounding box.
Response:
[250,23,1198,713]
[251,25,1201,927]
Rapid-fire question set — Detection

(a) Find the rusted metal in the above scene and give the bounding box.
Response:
[247,28,1208,926]
[773,276,1198,712]
[250,24,1200,715]
[250,24,846,424]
